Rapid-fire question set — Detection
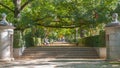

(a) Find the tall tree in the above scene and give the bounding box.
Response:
[0,0,33,29]
[0,0,119,28]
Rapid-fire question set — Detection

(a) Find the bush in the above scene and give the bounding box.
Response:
[99,30,106,47]
[84,35,100,47]
[24,32,34,47]
[13,30,23,48]
[33,37,42,46]
[78,30,106,47]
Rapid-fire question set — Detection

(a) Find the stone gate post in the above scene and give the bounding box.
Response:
[0,13,15,61]
[105,13,120,61]
[0,26,15,61]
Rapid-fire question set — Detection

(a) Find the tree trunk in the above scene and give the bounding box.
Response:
[13,0,21,18]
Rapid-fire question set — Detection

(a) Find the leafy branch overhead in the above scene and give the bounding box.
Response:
[0,0,119,29]
[0,0,33,17]
[0,2,14,12]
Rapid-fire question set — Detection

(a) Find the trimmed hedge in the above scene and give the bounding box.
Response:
[13,30,23,48]
[79,30,105,47]
[84,35,100,47]
[24,32,34,47]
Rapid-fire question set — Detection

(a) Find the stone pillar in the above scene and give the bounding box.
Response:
[105,26,120,60]
[0,26,15,61]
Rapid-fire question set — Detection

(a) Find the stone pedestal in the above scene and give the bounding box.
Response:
[0,26,15,61]
[105,26,120,60]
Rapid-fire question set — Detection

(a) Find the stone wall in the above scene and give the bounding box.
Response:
[105,26,120,60]
[95,47,106,59]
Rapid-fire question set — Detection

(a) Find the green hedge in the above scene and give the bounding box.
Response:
[13,30,23,48]
[13,29,42,48]
[84,35,100,47]
[24,32,34,47]
[13,30,34,48]
[33,37,42,46]
[79,30,105,47]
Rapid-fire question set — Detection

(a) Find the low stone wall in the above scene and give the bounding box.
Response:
[95,47,106,59]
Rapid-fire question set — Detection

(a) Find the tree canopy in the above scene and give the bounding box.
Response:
[0,0,119,29]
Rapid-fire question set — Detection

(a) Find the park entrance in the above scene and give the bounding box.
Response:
[15,27,104,60]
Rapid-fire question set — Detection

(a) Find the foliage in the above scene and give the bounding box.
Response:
[79,30,105,47]
[0,0,120,47]
[48,28,75,42]
[13,31,23,48]
[24,26,45,47]
[0,0,119,28]
[84,35,100,47]
[24,31,34,47]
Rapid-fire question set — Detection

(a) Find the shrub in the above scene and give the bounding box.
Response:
[13,30,23,48]
[24,32,34,47]
[78,30,106,47]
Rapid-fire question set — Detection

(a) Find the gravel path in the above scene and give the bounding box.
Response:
[0,59,120,68]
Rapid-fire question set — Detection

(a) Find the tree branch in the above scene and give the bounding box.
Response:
[0,2,14,12]
[34,15,53,22]
[20,0,33,11]
[36,23,81,28]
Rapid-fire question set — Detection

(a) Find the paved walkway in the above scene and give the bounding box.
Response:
[0,59,120,68]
